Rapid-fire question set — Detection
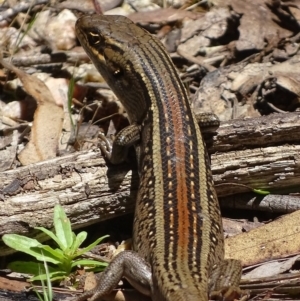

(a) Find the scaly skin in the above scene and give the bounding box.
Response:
[74,14,243,301]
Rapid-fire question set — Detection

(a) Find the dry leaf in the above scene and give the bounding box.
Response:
[129,7,201,24]
[0,59,64,165]
[0,130,18,171]
[225,210,300,266]
[243,255,300,279]
[225,0,292,52]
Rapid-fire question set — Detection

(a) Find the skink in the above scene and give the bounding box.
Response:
[75,14,243,301]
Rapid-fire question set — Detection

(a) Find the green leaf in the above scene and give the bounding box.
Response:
[71,259,108,268]
[8,261,56,276]
[3,234,59,264]
[38,257,53,301]
[67,73,76,128]
[3,234,40,252]
[53,204,73,251]
[253,188,270,195]
[3,205,109,284]
[36,245,73,273]
[69,231,87,255]
[44,261,53,301]
[35,226,61,248]
[36,244,64,257]
[30,270,67,282]
[76,235,109,256]
[13,14,37,54]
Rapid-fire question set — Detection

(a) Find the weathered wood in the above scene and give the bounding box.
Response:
[0,112,299,255]
[210,111,300,152]
[220,193,300,214]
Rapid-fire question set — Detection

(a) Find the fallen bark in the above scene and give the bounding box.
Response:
[0,112,299,255]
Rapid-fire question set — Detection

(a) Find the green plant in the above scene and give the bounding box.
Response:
[2,204,108,282]
[13,13,37,55]
[253,188,270,195]
[67,72,77,128]
[34,255,53,301]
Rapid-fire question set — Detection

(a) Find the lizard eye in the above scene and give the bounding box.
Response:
[87,31,101,46]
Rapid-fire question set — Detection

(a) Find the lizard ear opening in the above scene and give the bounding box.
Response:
[113,68,123,77]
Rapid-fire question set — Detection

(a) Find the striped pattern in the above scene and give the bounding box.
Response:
[76,15,225,301]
